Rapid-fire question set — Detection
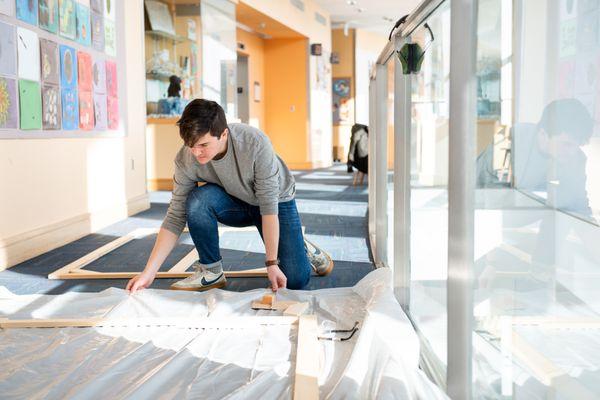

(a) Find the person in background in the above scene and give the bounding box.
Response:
[158,75,189,116]
[347,123,369,186]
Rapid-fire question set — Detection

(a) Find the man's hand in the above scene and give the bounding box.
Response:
[126,270,156,294]
[267,264,287,291]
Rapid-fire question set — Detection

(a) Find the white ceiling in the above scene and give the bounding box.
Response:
[313,0,422,35]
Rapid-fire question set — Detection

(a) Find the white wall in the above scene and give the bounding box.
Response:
[0,0,149,269]
[355,29,388,126]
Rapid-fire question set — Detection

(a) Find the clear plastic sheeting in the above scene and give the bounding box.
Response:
[0,269,448,399]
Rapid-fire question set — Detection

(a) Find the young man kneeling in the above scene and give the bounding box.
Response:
[127,99,332,293]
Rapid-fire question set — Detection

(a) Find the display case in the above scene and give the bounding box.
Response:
[144,0,202,118]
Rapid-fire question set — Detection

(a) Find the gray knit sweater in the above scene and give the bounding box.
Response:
[161,123,296,236]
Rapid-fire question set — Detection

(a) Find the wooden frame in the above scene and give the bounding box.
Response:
[0,314,320,400]
[48,227,268,280]
[479,316,600,399]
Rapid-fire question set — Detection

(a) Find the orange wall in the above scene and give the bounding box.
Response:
[236,28,266,129]
[264,38,310,169]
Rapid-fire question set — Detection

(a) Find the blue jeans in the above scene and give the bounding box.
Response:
[185,184,311,289]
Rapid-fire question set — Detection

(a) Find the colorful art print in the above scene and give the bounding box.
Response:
[333,78,351,98]
[92,57,106,94]
[59,0,76,40]
[93,92,106,129]
[0,22,17,77]
[19,79,42,130]
[42,84,61,129]
[0,0,15,16]
[16,0,38,25]
[107,95,117,129]
[104,18,116,56]
[0,77,18,129]
[77,51,92,91]
[40,39,60,85]
[61,87,79,130]
[559,19,577,58]
[39,0,59,33]
[91,11,104,51]
[103,0,113,20]
[59,45,77,88]
[17,27,40,81]
[78,90,93,130]
[76,3,91,46]
[90,0,102,13]
[105,60,117,96]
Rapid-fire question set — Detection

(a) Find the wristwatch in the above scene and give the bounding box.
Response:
[265,259,279,267]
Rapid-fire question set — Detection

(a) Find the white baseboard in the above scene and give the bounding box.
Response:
[0,194,150,271]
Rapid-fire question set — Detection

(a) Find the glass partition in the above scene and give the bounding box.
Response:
[407,0,451,376]
[472,0,600,397]
[201,0,237,121]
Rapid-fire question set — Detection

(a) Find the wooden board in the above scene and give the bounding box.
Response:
[47,228,158,279]
[48,227,268,280]
[294,315,320,400]
[0,316,298,329]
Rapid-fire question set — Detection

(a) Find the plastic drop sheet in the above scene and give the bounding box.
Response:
[0,269,448,399]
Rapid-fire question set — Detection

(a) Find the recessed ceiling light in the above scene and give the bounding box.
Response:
[346,0,357,5]
[357,7,365,12]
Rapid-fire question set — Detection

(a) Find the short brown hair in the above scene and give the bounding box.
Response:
[177,99,228,147]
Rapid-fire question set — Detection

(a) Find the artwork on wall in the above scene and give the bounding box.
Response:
[19,79,42,130]
[0,0,15,16]
[42,84,61,129]
[91,11,104,51]
[0,22,17,77]
[560,19,577,58]
[61,87,78,130]
[17,27,40,81]
[78,90,93,130]
[107,95,117,129]
[59,0,76,39]
[16,0,38,25]
[0,77,18,129]
[105,60,117,96]
[40,39,60,85]
[332,78,352,125]
[92,58,106,94]
[145,0,175,35]
[77,51,92,91]
[0,0,118,136]
[59,44,77,88]
[90,0,102,14]
[93,92,106,129]
[39,0,59,33]
[76,3,91,46]
[104,18,115,57]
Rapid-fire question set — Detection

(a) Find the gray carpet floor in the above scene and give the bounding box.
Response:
[0,164,374,294]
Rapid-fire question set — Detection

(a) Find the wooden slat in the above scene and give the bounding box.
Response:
[0,316,298,329]
[284,302,309,317]
[167,249,198,273]
[55,267,269,280]
[47,228,158,279]
[294,315,320,400]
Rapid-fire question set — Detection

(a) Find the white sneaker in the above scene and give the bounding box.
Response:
[304,238,334,276]
[170,262,226,291]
